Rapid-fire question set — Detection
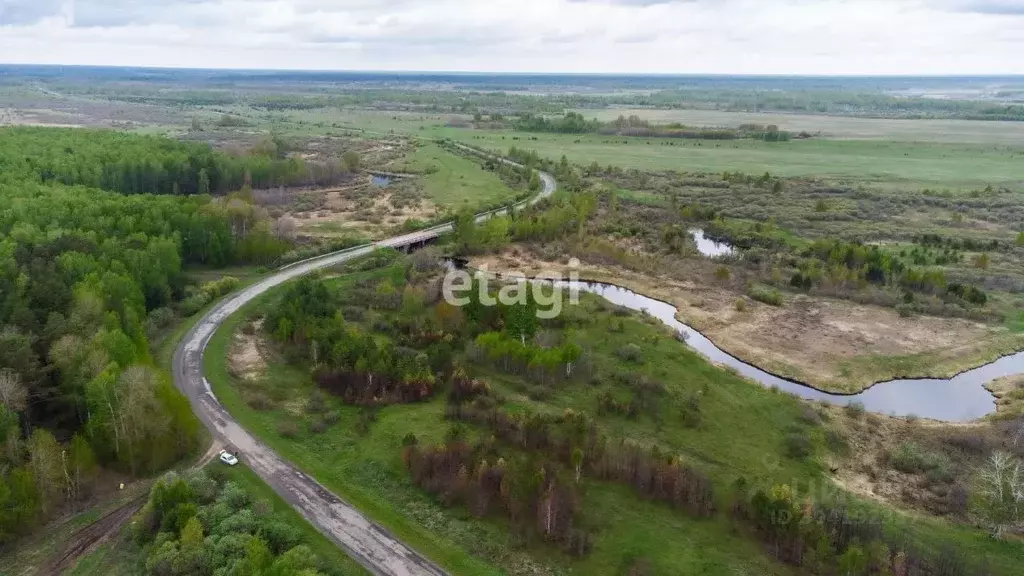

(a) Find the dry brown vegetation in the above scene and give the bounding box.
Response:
[824,404,1024,525]
[986,375,1024,417]
[287,179,441,240]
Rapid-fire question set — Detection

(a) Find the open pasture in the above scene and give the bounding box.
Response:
[572,107,1024,145]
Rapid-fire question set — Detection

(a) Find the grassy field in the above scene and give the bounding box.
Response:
[200,263,1024,576]
[65,539,143,576]
[571,107,1024,145]
[439,131,1023,191]
[393,142,523,209]
[238,107,1024,191]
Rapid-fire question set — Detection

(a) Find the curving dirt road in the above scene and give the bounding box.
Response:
[172,152,555,576]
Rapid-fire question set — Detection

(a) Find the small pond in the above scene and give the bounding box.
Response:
[371,175,391,188]
[559,280,1012,421]
[689,229,734,258]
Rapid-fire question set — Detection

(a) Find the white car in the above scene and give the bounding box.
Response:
[219,450,239,466]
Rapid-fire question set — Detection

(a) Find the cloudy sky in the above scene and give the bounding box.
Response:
[1,0,1023,74]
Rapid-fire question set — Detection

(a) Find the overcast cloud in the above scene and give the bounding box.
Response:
[0,0,1022,73]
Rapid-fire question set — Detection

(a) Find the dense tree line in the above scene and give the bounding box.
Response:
[0,129,295,544]
[511,113,793,141]
[0,127,354,195]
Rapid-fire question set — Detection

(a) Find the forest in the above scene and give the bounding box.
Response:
[0,128,296,544]
[0,127,354,194]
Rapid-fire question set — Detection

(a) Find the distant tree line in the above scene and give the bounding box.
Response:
[0,127,356,195]
[511,113,795,141]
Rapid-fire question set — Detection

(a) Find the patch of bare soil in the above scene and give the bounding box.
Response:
[228,319,267,381]
[291,178,441,240]
[0,107,85,128]
[471,247,1020,393]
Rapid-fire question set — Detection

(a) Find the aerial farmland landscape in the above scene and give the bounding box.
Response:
[2,1,1024,575]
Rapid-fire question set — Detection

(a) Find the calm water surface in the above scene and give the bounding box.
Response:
[689,228,734,258]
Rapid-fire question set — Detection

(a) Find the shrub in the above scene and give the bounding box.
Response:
[322,410,341,425]
[277,420,299,438]
[145,307,177,334]
[734,298,746,312]
[305,390,327,414]
[844,401,866,419]
[243,391,274,411]
[679,403,704,426]
[215,509,258,536]
[888,442,951,481]
[825,429,850,456]
[309,420,327,434]
[201,276,241,300]
[615,343,644,364]
[947,484,970,517]
[784,430,813,459]
[355,408,378,435]
[941,430,988,456]
[797,405,822,426]
[178,293,211,316]
[748,284,783,306]
[217,482,251,511]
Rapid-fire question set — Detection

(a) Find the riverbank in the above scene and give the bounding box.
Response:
[471,248,1024,396]
[985,375,1024,419]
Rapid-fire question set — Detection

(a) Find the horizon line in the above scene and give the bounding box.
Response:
[2,62,1024,79]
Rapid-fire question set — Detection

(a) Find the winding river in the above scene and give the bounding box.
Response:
[557,279,1019,422]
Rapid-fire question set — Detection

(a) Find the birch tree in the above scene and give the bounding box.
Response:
[974,451,1024,538]
[0,369,27,413]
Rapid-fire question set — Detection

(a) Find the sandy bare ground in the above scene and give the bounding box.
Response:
[471,248,1023,393]
[0,107,85,128]
[292,181,441,240]
[228,319,268,381]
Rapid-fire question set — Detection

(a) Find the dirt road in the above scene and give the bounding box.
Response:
[171,158,554,576]
[35,496,146,576]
